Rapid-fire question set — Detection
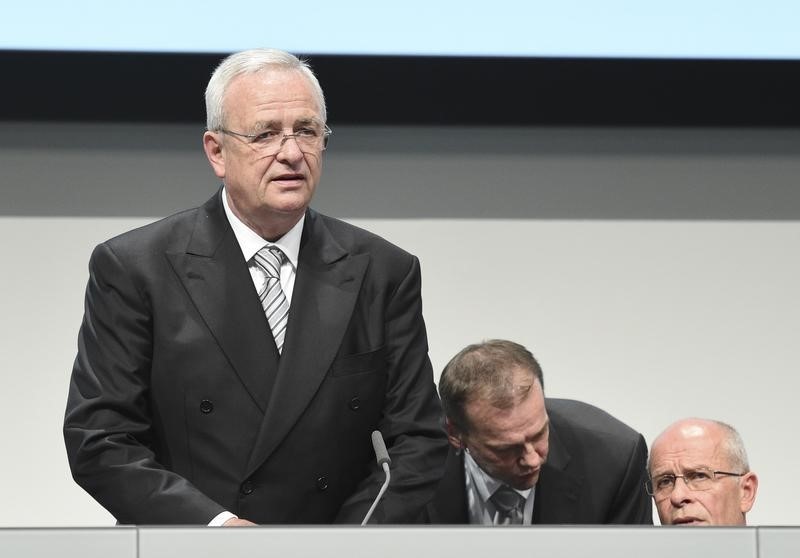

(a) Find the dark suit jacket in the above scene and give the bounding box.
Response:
[64,189,448,524]
[422,398,652,524]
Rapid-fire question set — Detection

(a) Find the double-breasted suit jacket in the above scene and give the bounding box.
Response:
[64,189,448,524]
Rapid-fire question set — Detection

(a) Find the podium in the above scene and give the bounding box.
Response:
[2,526,798,557]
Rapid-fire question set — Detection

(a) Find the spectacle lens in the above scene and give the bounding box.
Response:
[646,468,744,499]
[218,125,332,156]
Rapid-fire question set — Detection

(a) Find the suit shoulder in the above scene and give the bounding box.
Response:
[98,206,201,258]
[546,398,643,445]
[312,211,416,262]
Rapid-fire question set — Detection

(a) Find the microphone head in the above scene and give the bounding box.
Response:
[371,430,392,467]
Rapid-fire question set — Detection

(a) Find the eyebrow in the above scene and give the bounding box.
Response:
[651,465,713,477]
[251,117,322,131]
[650,471,675,478]
[295,117,321,127]
[486,419,550,451]
[534,418,550,440]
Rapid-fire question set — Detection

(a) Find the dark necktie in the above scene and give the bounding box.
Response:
[253,246,290,353]
[490,485,525,525]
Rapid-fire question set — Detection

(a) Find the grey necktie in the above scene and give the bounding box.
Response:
[253,246,290,353]
[490,485,525,525]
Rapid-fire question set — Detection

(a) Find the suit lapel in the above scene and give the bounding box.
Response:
[533,420,584,524]
[166,191,278,413]
[426,447,469,523]
[245,209,369,476]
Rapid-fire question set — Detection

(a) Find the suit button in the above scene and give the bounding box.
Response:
[348,396,360,411]
[241,481,254,495]
[316,476,329,491]
[200,400,214,414]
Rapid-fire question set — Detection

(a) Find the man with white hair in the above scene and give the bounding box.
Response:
[64,48,448,525]
[648,418,758,525]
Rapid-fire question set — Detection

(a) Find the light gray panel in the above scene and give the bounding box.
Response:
[319,126,800,220]
[1,122,218,217]
[758,527,800,558]
[139,526,756,558]
[2,122,800,219]
[0,528,136,558]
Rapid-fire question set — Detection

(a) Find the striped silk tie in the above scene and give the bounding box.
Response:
[253,246,290,353]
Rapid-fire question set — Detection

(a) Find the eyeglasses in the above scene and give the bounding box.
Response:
[646,467,745,500]
[216,124,332,155]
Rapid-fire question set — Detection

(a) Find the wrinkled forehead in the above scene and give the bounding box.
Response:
[651,424,728,473]
[464,378,547,434]
[223,69,323,120]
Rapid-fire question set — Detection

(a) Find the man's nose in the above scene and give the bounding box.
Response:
[275,134,304,162]
[669,477,693,505]
[519,443,544,468]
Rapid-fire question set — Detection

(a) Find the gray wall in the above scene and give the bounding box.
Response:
[1,122,798,526]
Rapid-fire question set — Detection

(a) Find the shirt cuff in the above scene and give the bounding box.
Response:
[208,511,238,526]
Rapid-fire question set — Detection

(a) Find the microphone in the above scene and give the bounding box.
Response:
[371,429,392,468]
[361,430,392,525]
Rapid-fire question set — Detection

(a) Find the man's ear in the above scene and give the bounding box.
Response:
[445,417,464,450]
[739,471,758,514]
[203,130,226,179]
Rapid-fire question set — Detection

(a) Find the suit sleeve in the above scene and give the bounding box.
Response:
[608,433,653,524]
[334,255,449,523]
[63,242,225,524]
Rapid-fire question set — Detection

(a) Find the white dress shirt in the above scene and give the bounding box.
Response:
[222,187,303,302]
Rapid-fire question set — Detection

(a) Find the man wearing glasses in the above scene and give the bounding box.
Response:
[64,48,448,525]
[647,418,758,525]
[422,339,652,525]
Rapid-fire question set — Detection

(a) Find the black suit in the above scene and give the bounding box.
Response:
[64,189,448,524]
[423,398,652,524]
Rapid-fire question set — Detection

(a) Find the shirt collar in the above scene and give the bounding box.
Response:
[464,449,532,501]
[221,186,303,269]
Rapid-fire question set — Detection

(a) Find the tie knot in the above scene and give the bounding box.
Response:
[490,485,524,514]
[254,246,285,278]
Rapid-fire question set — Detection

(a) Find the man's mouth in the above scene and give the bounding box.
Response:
[517,469,541,484]
[672,517,704,525]
[273,173,305,184]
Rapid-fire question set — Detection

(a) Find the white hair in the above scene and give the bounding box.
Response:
[205,48,327,130]
[715,420,750,471]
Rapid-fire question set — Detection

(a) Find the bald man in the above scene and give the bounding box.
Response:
[648,419,758,526]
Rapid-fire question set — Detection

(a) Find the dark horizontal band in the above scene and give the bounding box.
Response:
[3,50,800,126]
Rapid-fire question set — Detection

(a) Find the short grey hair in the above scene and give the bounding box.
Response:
[715,420,750,472]
[205,48,327,131]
